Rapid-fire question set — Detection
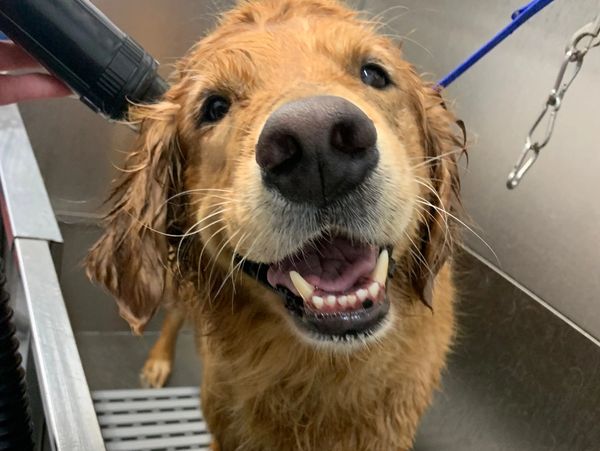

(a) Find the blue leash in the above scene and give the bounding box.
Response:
[438,0,556,88]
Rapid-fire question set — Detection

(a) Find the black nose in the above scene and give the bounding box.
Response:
[255,96,378,206]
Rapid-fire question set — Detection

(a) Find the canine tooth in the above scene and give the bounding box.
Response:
[368,282,380,298]
[312,296,324,309]
[348,295,358,307]
[356,289,368,302]
[326,295,337,307]
[372,249,389,285]
[290,271,314,302]
[338,296,348,308]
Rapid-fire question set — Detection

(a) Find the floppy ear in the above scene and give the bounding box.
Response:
[86,101,184,334]
[409,82,466,308]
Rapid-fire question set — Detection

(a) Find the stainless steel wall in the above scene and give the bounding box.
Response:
[20,0,234,218]
[364,0,600,340]
[19,1,600,339]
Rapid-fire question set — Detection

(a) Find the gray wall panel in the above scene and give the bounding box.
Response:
[366,0,600,339]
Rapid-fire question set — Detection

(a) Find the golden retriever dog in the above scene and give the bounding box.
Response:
[87,0,465,449]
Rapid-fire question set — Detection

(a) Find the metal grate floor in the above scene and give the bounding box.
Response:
[92,386,211,451]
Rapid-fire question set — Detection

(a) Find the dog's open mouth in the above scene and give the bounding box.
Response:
[237,235,394,341]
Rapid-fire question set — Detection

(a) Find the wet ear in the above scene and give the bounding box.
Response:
[86,101,183,334]
[410,83,466,308]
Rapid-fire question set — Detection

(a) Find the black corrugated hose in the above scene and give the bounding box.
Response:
[0,256,34,450]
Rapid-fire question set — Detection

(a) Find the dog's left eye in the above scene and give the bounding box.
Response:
[360,63,391,89]
[199,95,231,124]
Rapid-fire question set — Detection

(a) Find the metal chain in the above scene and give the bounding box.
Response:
[507,14,600,189]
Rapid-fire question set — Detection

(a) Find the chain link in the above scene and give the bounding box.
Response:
[507,14,600,189]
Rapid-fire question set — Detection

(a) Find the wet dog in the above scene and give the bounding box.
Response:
[87,1,465,449]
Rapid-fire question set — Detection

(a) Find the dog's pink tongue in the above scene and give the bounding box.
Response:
[267,236,378,294]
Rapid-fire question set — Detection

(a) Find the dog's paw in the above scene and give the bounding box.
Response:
[140,357,172,388]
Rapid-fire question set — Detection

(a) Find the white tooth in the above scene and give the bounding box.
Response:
[368,282,380,298]
[290,271,314,302]
[356,289,368,302]
[312,296,324,309]
[372,249,389,285]
[348,295,358,307]
[326,295,337,307]
[338,296,348,308]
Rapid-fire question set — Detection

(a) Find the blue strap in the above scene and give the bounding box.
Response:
[437,0,556,88]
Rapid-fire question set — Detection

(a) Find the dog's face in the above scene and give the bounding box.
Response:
[87,0,462,345]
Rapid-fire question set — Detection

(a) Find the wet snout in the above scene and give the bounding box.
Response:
[255,96,378,206]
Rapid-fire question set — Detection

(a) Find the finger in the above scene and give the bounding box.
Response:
[0,41,40,71]
[0,73,71,105]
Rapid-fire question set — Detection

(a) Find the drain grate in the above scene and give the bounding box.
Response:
[92,386,211,451]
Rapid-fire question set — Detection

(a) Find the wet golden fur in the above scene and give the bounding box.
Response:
[87,1,465,449]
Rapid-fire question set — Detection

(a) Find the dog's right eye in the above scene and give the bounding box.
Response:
[199,95,231,124]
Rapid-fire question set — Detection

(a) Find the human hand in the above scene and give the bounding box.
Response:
[0,41,71,105]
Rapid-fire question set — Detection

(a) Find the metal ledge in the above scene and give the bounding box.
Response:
[0,105,103,450]
[0,105,62,245]
[13,238,104,450]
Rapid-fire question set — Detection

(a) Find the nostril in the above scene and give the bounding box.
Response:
[331,122,355,153]
[330,118,377,154]
[256,132,302,173]
[269,134,302,174]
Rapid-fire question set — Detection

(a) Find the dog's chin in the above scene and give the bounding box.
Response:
[236,233,395,346]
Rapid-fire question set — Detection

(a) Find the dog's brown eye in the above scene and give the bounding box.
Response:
[200,95,231,124]
[360,64,391,89]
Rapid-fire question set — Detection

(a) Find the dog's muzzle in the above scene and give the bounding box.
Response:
[236,234,396,342]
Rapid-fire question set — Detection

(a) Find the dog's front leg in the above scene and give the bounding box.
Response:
[140,307,186,388]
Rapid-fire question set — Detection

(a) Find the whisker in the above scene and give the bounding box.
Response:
[125,198,230,238]
[403,231,435,279]
[366,5,410,29]
[225,232,249,294]
[175,210,228,276]
[413,178,452,248]
[231,234,263,308]
[166,188,233,201]
[409,150,464,169]
[207,230,240,299]
[211,231,248,302]
[209,235,235,291]
[199,224,229,307]
[233,233,261,283]
[162,188,233,206]
[380,33,433,58]
[176,199,233,210]
[172,203,230,263]
[414,197,500,265]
